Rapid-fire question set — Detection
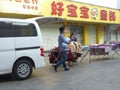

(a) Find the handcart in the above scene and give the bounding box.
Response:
[48,47,82,65]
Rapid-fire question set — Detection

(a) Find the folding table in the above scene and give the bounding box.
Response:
[111,44,120,58]
[89,45,111,63]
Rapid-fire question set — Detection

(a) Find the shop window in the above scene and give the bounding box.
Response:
[70,25,83,45]
[111,30,117,41]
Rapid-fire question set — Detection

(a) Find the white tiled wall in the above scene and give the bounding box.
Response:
[40,23,63,51]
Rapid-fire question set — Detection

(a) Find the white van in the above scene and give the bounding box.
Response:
[0,17,63,80]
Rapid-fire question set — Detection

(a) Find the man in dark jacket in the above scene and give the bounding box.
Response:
[54,26,70,72]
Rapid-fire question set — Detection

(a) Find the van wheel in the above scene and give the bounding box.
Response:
[12,59,32,80]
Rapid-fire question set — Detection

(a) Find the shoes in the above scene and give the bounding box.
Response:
[53,65,57,72]
[64,68,69,71]
[54,65,69,72]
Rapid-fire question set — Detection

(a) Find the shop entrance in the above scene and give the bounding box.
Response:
[104,25,119,43]
[88,25,96,44]
[70,25,83,45]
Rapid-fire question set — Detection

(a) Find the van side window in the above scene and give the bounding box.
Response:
[0,22,12,37]
[13,23,37,37]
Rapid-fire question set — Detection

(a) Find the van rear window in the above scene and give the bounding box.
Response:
[0,22,37,37]
[13,23,37,37]
[0,22,13,37]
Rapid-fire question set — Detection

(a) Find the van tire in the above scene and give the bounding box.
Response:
[12,59,33,80]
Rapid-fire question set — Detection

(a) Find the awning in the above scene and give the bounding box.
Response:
[27,17,65,25]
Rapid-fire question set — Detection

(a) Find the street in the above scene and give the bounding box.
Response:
[0,53,120,90]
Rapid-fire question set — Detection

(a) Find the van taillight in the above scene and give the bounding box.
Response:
[40,48,44,56]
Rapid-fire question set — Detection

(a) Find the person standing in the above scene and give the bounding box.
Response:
[54,26,70,72]
[70,32,77,41]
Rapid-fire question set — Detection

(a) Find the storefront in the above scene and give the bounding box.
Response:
[39,0,120,51]
[0,0,120,51]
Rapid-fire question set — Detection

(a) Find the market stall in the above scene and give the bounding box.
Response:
[89,43,120,63]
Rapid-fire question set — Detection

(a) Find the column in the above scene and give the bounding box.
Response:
[83,25,89,45]
[96,25,104,44]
